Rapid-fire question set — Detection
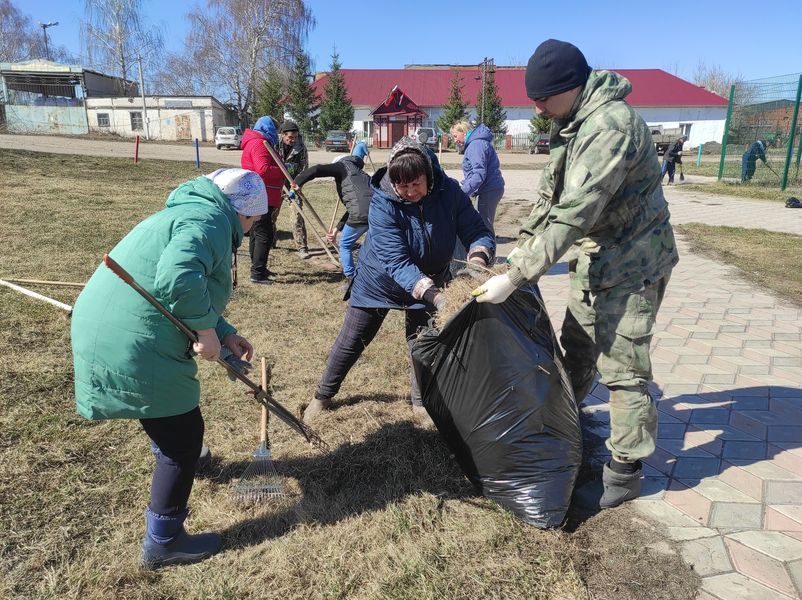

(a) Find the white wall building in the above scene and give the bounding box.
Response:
[86,96,237,142]
[313,66,728,148]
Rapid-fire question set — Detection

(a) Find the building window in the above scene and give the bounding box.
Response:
[130,111,143,131]
[97,113,110,127]
[681,123,692,138]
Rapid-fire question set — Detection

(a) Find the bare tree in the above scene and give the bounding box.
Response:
[81,0,163,86]
[169,0,314,127]
[693,60,743,98]
[0,0,73,62]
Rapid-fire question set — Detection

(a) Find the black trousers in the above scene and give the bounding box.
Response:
[249,206,277,279]
[316,304,434,406]
[140,407,204,516]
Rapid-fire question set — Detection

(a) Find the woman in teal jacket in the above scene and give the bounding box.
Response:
[71,168,267,569]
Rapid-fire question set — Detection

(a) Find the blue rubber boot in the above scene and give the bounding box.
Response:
[141,509,222,569]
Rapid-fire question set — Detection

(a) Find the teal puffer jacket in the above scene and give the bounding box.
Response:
[71,176,243,420]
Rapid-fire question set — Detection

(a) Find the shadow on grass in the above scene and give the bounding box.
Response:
[217,419,476,550]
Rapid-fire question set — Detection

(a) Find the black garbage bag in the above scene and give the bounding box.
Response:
[411,284,581,528]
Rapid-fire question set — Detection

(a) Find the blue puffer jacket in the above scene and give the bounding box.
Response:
[461,124,505,197]
[349,141,495,310]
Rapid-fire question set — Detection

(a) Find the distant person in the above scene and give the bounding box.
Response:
[275,120,310,259]
[741,139,768,182]
[71,169,266,568]
[661,135,687,185]
[449,120,505,236]
[304,138,495,423]
[241,116,284,284]
[294,142,372,281]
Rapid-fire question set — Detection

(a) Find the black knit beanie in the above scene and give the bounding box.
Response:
[280,119,299,133]
[525,39,591,100]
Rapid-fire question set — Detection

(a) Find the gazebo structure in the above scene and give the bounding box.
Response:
[370,85,427,149]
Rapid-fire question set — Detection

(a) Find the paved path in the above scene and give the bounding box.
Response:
[5,133,802,598]
[492,182,802,600]
[0,133,550,169]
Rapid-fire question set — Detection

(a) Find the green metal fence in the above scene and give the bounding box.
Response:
[718,73,802,190]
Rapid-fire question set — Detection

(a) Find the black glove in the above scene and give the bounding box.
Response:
[422,286,445,311]
[220,347,252,381]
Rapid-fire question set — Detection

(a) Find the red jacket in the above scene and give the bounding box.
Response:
[241,129,284,208]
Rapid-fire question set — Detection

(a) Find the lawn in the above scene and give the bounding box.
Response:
[0,150,697,599]
[675,224,802,307]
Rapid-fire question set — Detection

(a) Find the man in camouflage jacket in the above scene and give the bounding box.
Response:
[473,40,678,510]
[274,120,310,258]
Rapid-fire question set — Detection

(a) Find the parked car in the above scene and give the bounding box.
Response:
[529,133,550,155]
[413,127,439,148]
[215,126,242,150]
[323,130,352,152]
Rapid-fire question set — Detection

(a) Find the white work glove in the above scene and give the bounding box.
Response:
[471,273,517,304]
[506,247,521,263]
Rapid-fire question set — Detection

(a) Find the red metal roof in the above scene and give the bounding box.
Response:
[311,68,728,108]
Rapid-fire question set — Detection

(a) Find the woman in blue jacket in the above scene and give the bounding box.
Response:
[450,120,505,235]
[304,138,495,422]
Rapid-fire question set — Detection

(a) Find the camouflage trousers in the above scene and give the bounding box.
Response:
[560,271,670,461]
[272,195,308,250]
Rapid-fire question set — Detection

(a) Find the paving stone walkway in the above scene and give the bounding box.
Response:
[526,187,802,600]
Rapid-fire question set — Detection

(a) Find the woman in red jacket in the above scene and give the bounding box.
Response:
[241,116,285,284]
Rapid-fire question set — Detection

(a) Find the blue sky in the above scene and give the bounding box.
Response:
[22,0,802,82]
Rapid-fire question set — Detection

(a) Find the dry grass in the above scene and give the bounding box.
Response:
[676,224,802,307]
[0,149,698,599]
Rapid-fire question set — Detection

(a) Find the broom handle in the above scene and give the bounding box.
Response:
[260,358,269,446]
[328,201,339,235]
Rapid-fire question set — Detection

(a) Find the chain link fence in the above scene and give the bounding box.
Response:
[718,73,802,190]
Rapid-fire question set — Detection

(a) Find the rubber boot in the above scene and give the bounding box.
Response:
[573,462,642,510]
[303,396,331,422]
[600,462,641,508]
[141,508,222,569]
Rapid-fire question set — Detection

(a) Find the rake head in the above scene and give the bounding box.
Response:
[230,442,286,503]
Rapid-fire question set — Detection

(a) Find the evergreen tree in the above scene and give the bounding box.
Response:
[475,62,507,136]
[317,49,354,133]
[528,112,551,140]
[285,50,318,140]
[252,64,285,123]
[436,70,469,133]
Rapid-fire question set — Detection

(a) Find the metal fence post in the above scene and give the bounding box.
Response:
[780,74,802,191]
[697,144,703,166]
[718,84,736,181]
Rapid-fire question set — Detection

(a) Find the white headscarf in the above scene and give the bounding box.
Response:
[205,168,268,216]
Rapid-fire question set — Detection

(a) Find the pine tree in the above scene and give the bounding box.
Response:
[436,70,469,133]
[285,50,318,140]
[317,49,354,133]
[528,112,551,140]
[475,61,507,136]
[252,64,285,123]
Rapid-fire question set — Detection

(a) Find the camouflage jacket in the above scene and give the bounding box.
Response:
[279,135,309,182]
[508,70,678,292]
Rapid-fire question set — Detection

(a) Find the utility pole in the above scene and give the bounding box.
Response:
[480,57,487,125]
[39,21,59,61]
[137,55,150,140]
